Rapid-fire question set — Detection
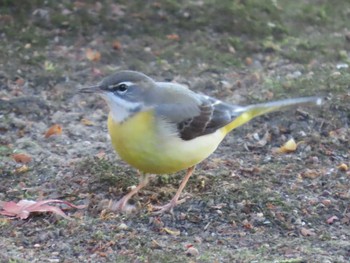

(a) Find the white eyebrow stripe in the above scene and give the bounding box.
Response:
[119,81,134,86]
[108,81,134,89]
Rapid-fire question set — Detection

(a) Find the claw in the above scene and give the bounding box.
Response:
[102,172,150,213]
[151,195,191,215]
[151,166,195,215]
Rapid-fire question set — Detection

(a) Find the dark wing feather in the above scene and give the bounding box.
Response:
[153,82,243,141]
[177,96,240,140]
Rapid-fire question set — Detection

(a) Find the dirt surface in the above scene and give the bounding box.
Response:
[0,1,349,262]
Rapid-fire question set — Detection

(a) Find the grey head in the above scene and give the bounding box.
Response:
[81,70,204,124]
[80,71,158,122]
[81,70,156,102]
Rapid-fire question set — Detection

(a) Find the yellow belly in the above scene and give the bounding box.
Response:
[107,110,226,174]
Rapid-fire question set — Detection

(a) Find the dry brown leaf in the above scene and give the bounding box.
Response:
[266,203,276,210]
[337,163,348,171]
[300,227,316,236]
[162,227,180,236]
[242,219,254,230]
[81,118,95,126]
[45,124,62,138]
[326,215,339,224]
[14,165,29,174]
[0,199,85,220]
[151,239,162,249]
[301,169,322,179]
[12,153,32,164]
[0,14,13,23]
[112,40,122,50]
[245,57,253,66]
[166,34,180,41]
[278,138,298,153]
[321,199,331,206]
[185,246,199,257]
[15,78,25,86]
[86,48,101,62]
[95,151,106,159]
[92,67,102,77]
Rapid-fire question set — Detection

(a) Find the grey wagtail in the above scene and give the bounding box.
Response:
[81,70,322,214]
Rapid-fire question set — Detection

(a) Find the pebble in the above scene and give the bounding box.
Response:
[185,247,199,257]
[336,63,348,69]
[118,223,128,230]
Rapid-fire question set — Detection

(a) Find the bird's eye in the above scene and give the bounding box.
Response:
[108,81,133,95]
[117,83,128,93]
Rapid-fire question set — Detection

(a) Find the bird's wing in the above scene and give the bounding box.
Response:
[155,91,240,140]
[155,87,322,141]
[175,96,241,140]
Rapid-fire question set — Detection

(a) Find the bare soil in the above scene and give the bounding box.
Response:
[0,1,349,262]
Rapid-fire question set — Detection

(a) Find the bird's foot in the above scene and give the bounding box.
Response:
[151,194,191,215]
[98,197,137,214]
[100,173,151,214]
[107,197,137,213]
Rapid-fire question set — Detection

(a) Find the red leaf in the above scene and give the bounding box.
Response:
[326,215,339,224]
[0,199,85,220]
[12,153,32,164]
[45,124,62,138]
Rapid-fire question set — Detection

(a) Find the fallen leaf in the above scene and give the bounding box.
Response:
[45,124,62,138]
[81,118,95,126]
[326,215,339,224]
[278,138,299,153]
[337,163,348,171]
[162,227,180,236]
[185,246,199,257]
[242,219,254,230]
[15,78,25,86]
[300,227,316,236]
[329,128,347,140]
[14,165,29,174]
[92,67,102,76]
[151,239,162,249]
[12,153,32,164]
[166,34,180,41]
[341,213,350,224]
[86,48,101,61]
[112,40,122,50]
[44,61,55,71]
[110,3,125,16]
[95,151,106,159]
[0,199,85,220]
[245,57,253,65]
[301,169,322,179]
[266,203,276,210]
[321,199,331,206]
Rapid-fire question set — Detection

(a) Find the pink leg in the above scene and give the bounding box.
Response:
[152,166,195,215]
[108,173,149,212]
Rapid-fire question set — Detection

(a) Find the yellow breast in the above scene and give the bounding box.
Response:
[107,110,226,174]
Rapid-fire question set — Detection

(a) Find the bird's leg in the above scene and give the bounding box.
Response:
[152,166,195,215]
[108,172,149,212]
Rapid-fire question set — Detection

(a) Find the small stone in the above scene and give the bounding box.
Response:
[336,63,348,69]
[118,223,128,230]
[185,246,199,257]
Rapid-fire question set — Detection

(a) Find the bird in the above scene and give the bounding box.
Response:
[80,70,322,214]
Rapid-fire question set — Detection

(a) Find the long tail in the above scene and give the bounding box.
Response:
[223,97,322,133]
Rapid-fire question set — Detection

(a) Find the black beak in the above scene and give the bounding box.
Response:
[80,85,103,93]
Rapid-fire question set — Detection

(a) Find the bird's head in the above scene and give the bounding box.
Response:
[80,71,156,122]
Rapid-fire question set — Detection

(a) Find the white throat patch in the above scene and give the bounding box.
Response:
[100,93,142,123]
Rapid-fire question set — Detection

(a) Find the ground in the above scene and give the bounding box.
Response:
[0,0,349,262]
